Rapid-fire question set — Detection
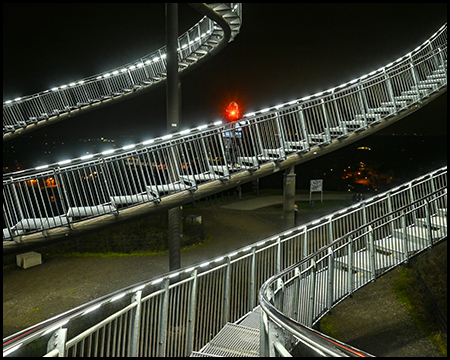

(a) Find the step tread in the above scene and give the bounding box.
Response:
[335,249,398,272]
[197,323,259,357]
[236,306,260,330]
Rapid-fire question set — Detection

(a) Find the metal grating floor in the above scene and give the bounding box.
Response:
[195,323,260,357]
[237,306,261,330]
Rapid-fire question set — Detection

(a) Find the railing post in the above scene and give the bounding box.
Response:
[331,91,347,136]
[438,47,447,77]
[425,200,433,247]
[9,177,24,220]
[292,267,301,322]
[357,84,368,128]
[383,67,398,115]
[2,202,15,241]
[274,278,285,312]
[297,105,310,151]
[347,237,353,296]
[46,328,67,357]
[246,119,261,165]
[130,290,142,357]
[368,225,376,281]
[409,53,421,98]
[260,310,269,357]
[401,212,409,262]
[253,119,265,156]
[275,111,287,157]
[186,268,198,355]
[249,247,257,310]
[276,237,281,274]
[386,192,395,233]
[327,248,334,312]
[99,157,115,211]
[408,181,418,224]
[53,168,69,224]
[328,217,333,245]
[283,166,296,230]
[222,256,231,326]
[268,320,287,357]
[320,99,332,142]
[302,230,308,271]
[157,277,170,357]
[307,259,316,327]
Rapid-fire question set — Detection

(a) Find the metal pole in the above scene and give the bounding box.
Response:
[166,3,181,272]
[166,3,180,133]
[283,165,296,230]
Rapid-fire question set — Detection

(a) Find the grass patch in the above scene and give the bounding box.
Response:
[394,255,447,356]
[319,316,340,340]
[54,234,212,259]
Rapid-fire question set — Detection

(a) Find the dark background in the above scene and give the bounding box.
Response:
[3,3,447,188]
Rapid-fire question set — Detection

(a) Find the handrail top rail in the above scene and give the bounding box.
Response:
[3,165,446,352]
[3,22,446,180]
[259,182,447,357]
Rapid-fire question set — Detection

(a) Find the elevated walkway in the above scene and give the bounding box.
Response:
[3,3,242,140]
[194,202,447,356]
[3,20,447,253]
[2,166,447,357]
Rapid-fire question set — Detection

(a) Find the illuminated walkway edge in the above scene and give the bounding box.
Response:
[2,166,447,356]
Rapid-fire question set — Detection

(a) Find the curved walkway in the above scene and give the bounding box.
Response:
[2,193,443,356]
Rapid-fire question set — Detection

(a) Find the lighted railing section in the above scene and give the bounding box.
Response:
[3,3,242,136]
[2,166,446,357]
[259,171,447,356]
[2,22,447,242]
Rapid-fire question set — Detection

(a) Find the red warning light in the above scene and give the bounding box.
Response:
[224,101,242,122]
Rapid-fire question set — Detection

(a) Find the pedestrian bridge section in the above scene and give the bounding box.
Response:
[3,3,243,141]
[2,166,447,357]
[2,22,447,252]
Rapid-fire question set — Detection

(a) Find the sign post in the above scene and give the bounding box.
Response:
[310,179,323,204]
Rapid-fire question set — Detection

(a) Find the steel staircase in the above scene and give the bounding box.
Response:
[3,166,446,357]
[192,205,447,356]
[191,307,261,357]
[3,21,446,250]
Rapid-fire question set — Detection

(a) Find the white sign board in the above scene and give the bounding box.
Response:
[310,179,323,192]
[310,179,323,203]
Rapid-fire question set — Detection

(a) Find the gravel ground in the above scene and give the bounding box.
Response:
[3,195,445,356]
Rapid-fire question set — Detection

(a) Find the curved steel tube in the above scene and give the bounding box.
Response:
[3,3,242,140]
[3,166,446,356]
[3,23,446,253]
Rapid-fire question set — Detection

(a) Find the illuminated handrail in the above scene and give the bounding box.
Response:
[3,23,446,244]
[259,184,447,356]
[3,166,446,356]
[3,3,242,139]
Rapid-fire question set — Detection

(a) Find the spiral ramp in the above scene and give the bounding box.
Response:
[3,3,242,141]
[3,19,446,255]
[1,7,447,356]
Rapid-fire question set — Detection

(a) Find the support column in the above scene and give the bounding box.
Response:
[166,3,181,272]
[283,165,296,230]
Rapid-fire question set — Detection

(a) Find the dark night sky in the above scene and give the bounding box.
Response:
[3,3,447,167]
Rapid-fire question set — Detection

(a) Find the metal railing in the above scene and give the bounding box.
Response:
[2,23,447,244]
[3,3,242,138]
[3,166,446,357]
[259,174,447,356]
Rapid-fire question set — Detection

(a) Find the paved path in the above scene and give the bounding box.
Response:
[220,193,350,210]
